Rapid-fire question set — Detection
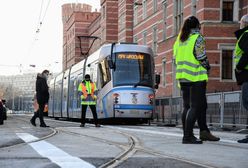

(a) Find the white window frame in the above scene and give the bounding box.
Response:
[153,0,158,13]
[162,58,166,87]
[134,5,138,25]
[163,0,167,40]
[152,26,158,55]
[218,44,235,81]
[191,0,196,16]
[143,31,147,45]
[173,0,184,35]
[220,0,239,22]
[143,0,147,19]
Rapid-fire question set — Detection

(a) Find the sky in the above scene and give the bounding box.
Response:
[0,0,100,76]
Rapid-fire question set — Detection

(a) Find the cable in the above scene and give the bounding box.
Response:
[36,0,44,33]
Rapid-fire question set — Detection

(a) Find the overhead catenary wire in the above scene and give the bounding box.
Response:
[35,0,51,35]
[27,0,52,67]
[36,0,44,33]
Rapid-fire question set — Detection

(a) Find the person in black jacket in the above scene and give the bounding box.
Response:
[234,14,248,143]
[30,70,50,127]
[0,99,3,125]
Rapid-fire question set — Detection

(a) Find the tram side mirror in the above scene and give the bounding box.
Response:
[154,74,160,89]
[155,74,160,84]
[108,59,115,69]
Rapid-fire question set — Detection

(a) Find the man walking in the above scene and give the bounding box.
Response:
[78,74,100,127]
[30,70,50,127]
[234,14,248,143]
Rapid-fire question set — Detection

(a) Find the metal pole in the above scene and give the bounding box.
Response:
[220,93,224,128]
[11,79,15,111]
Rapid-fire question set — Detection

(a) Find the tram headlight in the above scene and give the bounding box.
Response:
[148,94,154,104]
[113,93,119,104]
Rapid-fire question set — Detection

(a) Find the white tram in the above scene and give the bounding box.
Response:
[48,43,160,123]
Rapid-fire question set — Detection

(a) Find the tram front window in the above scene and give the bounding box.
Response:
[113,53,153,87]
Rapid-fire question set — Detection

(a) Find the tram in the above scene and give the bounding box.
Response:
[48,43,160,123]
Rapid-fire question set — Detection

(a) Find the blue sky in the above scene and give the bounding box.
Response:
[0,0,100,76]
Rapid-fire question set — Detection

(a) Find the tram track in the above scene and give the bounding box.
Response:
[2,116,245,168]
[0,116,57,150]
[56,127,217,168]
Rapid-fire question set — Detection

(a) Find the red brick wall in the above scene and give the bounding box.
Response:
[118,0,134,42]
[62,3,100,71]
[61,0,247,98]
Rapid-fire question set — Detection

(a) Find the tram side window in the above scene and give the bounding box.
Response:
[99,58,111,88]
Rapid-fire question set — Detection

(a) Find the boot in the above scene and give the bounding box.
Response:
[237,137,248,143]
[183,131,202,144]
[30,119,36,126]
[200,130,220,141]
[182,135,203,144]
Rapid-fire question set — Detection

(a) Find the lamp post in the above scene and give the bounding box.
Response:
[11,78,15,111]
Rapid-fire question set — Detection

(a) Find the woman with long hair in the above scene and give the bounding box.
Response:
[173,16,220,144]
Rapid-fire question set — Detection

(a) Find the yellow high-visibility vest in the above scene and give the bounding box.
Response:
[234,30,248,70]
[174,33,208,82]
[78,81,97,105]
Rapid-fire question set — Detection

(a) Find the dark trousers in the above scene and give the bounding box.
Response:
[31,103,46,126]
[0,104,3,125]
[81,105,98,125]
[180,81,209,137]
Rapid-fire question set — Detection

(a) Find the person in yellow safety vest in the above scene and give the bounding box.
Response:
[78,74,100,127]
[234,14,248,143]
[173,16,220,144]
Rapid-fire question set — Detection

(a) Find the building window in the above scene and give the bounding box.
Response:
[152,26,158,55]
[162,59,166,87]
[102,6,105,19]
[163,1,167,40]
[221,50,233,80]
[120,14,125,30]
[191,0,196,16]
[174,0,184,35]
[143,0,147,19]
[134,6,138,25]
[153,0,158,13]
[143,31,147,45]
[133,35,138,43]
[222,1,234,21]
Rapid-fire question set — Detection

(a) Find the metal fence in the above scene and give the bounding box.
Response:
[154,91,248,129]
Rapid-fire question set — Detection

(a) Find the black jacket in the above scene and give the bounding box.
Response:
[36,74,49,104]
[234,26,248,85]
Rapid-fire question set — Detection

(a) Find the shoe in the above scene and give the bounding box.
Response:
[80,124,85,127]
[40,125,50,127]
[182,136,203,144]
[237,137,248,143]
[30,119,36,126]
[95,124,101,127]
[200,130,220,141]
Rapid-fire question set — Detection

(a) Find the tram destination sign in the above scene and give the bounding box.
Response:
[117,53,144,60]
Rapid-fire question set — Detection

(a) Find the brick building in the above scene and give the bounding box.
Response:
[62,0,248,98]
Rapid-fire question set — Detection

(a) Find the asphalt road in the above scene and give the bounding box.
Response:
[0,114,247,168]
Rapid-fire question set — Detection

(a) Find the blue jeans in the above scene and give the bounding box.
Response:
[241,82,248,111]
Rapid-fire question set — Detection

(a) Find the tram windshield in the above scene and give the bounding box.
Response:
[113,53,153,87]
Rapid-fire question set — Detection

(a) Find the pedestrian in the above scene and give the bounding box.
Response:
[173,16,220,144]
[234,14,248,143]
[78,74,100,127]
[2,99,7,120]
[0,99,4,125]
[30,70,50,127]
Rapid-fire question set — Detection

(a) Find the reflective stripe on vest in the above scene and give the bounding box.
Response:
[234,30,248,70]
[174,33,208,82]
